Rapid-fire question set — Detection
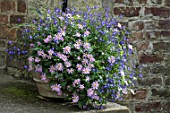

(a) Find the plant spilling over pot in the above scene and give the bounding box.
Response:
[7,6,142,109]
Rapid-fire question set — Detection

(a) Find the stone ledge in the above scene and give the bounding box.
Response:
[73,102,130,113]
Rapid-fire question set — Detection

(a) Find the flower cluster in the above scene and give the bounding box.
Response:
[7,7,141,109]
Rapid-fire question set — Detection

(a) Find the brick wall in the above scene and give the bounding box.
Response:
[0,0,170,113]
[111,0,170,113]
[0,0,26,73]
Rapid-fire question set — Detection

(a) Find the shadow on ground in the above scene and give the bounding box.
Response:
[0,72,81,113]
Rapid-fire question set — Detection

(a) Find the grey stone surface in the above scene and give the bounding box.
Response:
[0,73,130,113]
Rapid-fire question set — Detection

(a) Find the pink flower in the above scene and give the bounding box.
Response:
[59,16,64,20]
[77,24,83,29]
[85,76,90,81]
[87,54,95,62]
[67,68,74,74]
[84,30,90,37]
[57,53,68,61]
[35,57,40,63]
[42,54,47,59]
[108,56,115,64]
[83,42,91,50]
[28,57,34,62]
[74,43,81,49]
[44,35,52,43]
[37,50,44,56]
[64,61,71,67]
[118,23,122,28]
[75,32,81,37]
[35,65,42,73]
[122,88,128,94]
[87,64,94,68]
[40,73,49,83]
[49,65,56,73]
[76,64,83,71]
[51,84,62,93]
[79,84,85,90]
[30,43,34,48]
[92,81,99,90]
[72,94,79,103]
[54,33,64,41]
[82,59,88,65]
[87,88,94,97]
[77,56,81,60]
[56,63,64,71]
[92,95,99,100]
[76,40,83,46]
[82,67,91,74]
[63,46,71,54]
[48,49,54,56]
[37,41,41,45]
[73,79,80,87]
[47,55,52,59]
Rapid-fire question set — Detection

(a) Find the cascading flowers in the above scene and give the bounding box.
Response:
[7,7,141,109]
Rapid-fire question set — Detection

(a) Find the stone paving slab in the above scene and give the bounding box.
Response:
[0,71,130,113]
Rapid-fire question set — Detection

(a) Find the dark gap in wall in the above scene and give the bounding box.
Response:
[62,0,67,12]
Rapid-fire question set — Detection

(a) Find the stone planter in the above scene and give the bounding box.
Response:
[32,73,65,98]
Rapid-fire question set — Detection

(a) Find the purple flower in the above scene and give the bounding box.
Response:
[72,94,79,103]
[122,88,128,94]
[92,95,99,100]
[74,43,81,49]
[92,81,99,90]
[87,88,94,97]
[63,46,71,54]
[108,56,116,64]
[77,56,81,60]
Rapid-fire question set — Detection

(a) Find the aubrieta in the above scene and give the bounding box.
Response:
[7,7,142,109]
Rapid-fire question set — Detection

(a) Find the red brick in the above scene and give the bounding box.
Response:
[18,0,26,13]
[114,0,124,3]
[0,15,8,23]
[114,7,141,17]
[153,42,170,51]
[161,31,170,37]
[159,19,170,29]
[145,7,170,17]
[138,77,162,86]
[135,102,161,112]
[10,15,25,24]
[145,31,160,39]
[165,0,170,6]
[165,78,170,85]
[1,1,15,12]
[144,21,158,30]
[139,54,163,64]
[124,89,147,100]
[151,88,170,97]
[129,21,144,31]
[0,26,17,40]
[129,32,143,42]
[137,41,149,51]
[138,0,147,4]
[162,102,170,111]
